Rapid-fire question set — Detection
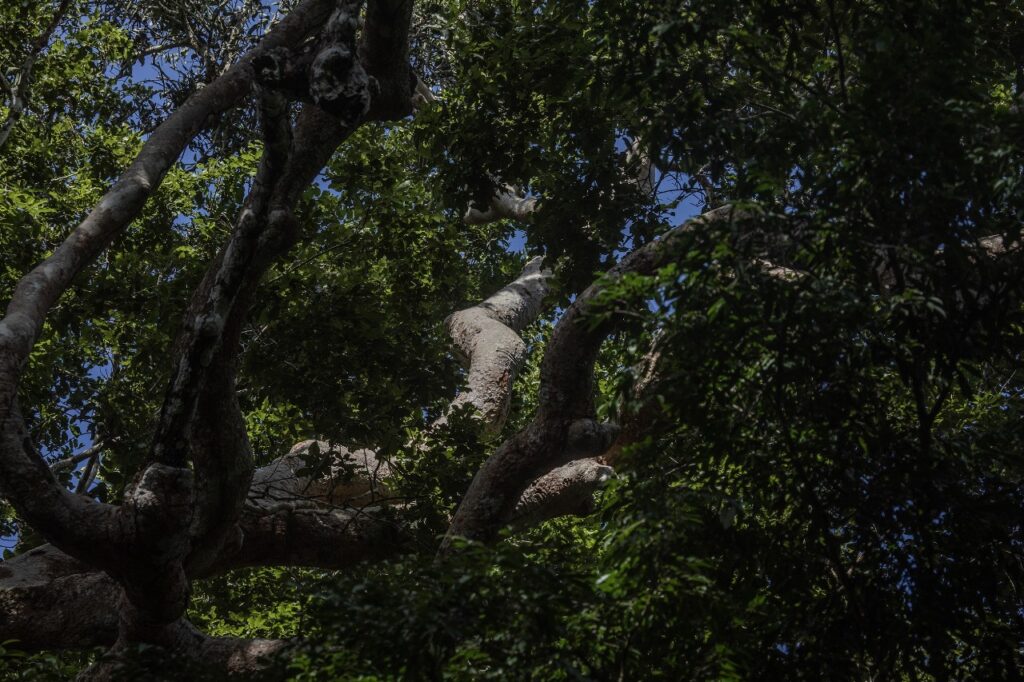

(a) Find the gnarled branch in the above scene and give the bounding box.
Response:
[437,256,551,437]
[444,207,745,547]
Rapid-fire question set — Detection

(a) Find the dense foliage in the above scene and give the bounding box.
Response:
[2,0,1023,679]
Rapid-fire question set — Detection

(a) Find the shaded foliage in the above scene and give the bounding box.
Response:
[2,0,1024,679]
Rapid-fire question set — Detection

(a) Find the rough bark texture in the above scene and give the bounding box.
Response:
[0,0,338,572]
[0,257,568,654]
[248,440,393,509]
[0,492,402,651]
[0,0,676,670]
[0,545,119,650]
[438,256,551,437]
[443,207,744,547]
[360,0,416,121]
[463,185,539,225]
[2,0,1015,661]
[505,458,615,530]
[0,0,408,670]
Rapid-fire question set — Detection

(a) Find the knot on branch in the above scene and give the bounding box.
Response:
[118,465,195,628]
[310,3,370,124]
[255,206,300,258]
[252,47,293,86]
[256,85,289,120]
[565,419,619,458]
[323,3,360,44]
[124,463,194,523]
[506,458,616,529]
[252,46,317,103]
[310,46,370,122]
[122,463,194,556]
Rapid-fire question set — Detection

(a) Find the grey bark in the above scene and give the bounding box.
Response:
[0,0,700,668]
[0,0,338,568]
[443,207,745,547]
[0,256,570,654]
[438,256,551,437]
[0,0,413,669]
[248,440,393,510]
[463,185,539,225]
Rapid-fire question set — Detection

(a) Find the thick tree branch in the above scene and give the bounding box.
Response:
[0,545,119,650]
[1,0,386,661]
[0,404,121,567]
[444,207,743,547]
[0,497,402,652]
[247,440,393,510]
[361,0,416,121]
[78,619,288,681]
[153,4,377,580]
[151,87,295,469]
[0,0,334,394]
[0,0,426,669]
[503,457,614,530]
[309,1,371,122]
[248,256,555,512]
[213,504,404,572]
[0,450,607,654]
[437,257,551,437]
[0,0,337,571]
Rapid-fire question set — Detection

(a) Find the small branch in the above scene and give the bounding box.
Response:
[49,440,105,474]
[463,185,538,225]
[412,76,437,108]
[694,163,717,208]
[74,451,100,495]
[0,0,73,149]
[625,137,656,196]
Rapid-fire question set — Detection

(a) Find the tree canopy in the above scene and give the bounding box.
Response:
[1,0,1023,679]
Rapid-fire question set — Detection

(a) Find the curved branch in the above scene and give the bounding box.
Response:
[503,457,614,530]
[437,257,551,437]
[463,185,538,225]
[249,257,555,511]
[0,500,402,652]
[0,0,337,570]
[444,207,743,546]
[0,403,121,567]
[150,85,309,586]
[0,0,334,393]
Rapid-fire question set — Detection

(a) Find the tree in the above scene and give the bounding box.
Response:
[1,0,1023,679]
